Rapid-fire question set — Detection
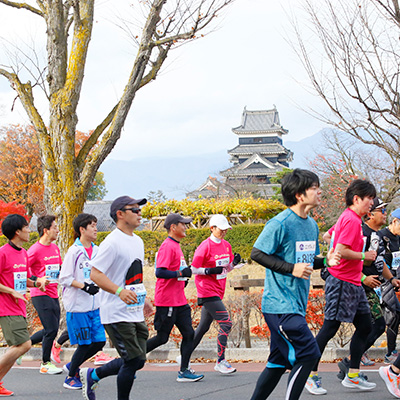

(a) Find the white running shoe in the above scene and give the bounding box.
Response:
[379,366,400,399]
[360,352,375,366]
[305,375,327,395]
[341,372,376,390]
[214,359,236,374]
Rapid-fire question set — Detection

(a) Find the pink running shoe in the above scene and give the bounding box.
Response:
[94,352,114,365]
[51,341,62,364]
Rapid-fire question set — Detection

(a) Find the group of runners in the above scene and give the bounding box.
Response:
[1,168,400,399]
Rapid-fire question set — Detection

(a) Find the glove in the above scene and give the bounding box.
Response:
[205,267,223,275]
[177,267,192,278]
[81,282,100,295]
[233,253,241,266]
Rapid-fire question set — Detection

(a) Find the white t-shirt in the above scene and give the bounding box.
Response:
[90,228,145,324]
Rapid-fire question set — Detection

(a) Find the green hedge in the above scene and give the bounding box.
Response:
[1,224,265,264]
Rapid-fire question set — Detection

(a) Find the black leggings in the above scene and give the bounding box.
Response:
[96,356,145,400]
[387,312,400,355]
[250,358,318,400]
[68,341,105,377]
[192,299,232,362]
[364,316,386,353]
[30,296,60,363]
[57,329,69,346]
[147,305,194,371]
[313,313,372,371]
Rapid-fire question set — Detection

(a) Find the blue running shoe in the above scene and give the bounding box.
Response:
[177,368,204,382]
[63,375,82,390]
[80,367,98,400]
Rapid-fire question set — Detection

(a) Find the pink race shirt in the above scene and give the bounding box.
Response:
[328,208,365,285]
[192,238,233,299]
[28,242,62,298]
[0,243,29,317]
[154,237,187,307]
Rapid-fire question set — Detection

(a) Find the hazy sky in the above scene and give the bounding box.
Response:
[0,0,327,163]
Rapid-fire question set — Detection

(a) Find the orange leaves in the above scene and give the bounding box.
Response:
[0,125,44,215]
[0,200,30,235]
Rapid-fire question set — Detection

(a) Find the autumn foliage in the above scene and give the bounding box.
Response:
[0,125,44,215]
[0,200,30,235]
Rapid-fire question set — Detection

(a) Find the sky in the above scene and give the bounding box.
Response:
[0,0,328,165]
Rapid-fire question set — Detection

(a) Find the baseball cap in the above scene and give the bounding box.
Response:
[209,214,232,230]
[391,208,400,219]
[164,213,192,230]
[110,196,147,220]
[370,198,388,212]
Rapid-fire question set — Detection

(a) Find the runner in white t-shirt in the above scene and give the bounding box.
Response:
[79,196,153,400]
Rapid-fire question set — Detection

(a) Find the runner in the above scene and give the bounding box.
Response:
[191,214,241,374]
[0,214,47,396]
[249,169,340,400]
[146,213,204,382]
[307,179,377,394]
[79,195,153,400]
[59,213,106,390]
[28,215,63,374]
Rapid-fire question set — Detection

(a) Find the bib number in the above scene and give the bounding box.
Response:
[125,283,147,312]
[83,261,91,280]
[45,263,60,283]
[392,251,400,270]
[295,241,316,264]
[216,257,229,280]
[14,271,27,294]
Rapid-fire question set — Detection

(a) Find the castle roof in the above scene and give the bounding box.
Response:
[228,143,291,157]
[232,107,288,135]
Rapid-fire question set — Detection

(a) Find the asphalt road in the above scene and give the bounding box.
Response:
[4,362,397,400]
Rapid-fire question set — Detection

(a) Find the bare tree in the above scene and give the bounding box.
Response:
[0,0,233,254]
[292,0,400,202]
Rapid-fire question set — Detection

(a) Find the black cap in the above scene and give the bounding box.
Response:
[370,198,388,212]
[164,213,192,230]
[110,196,147,220]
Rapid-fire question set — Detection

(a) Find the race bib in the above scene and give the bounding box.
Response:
[125,283,147,312]
[392,251,400,270]
[178,258,188,282]
[14,271,27,294]
[216,257,229,280]
[83,261,91,280]
[295,241,316,264]
[45,263,60,283]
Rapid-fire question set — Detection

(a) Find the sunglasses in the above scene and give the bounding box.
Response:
[372,208,386,214]
[121,207,141,214]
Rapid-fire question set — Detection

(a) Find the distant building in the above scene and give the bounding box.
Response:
[220,106,293,197]
[186,176,235,199]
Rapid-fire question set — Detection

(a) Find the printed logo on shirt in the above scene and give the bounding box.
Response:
[295,241,316,264]
[44,254,60,261]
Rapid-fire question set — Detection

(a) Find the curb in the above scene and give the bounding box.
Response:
[1,345,389,363]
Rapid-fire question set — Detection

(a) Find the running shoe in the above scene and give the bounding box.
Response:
[94,352,114,365]
[360,352,375,366]
[214,359,236,374]
[176,369,204,382]
[341,372,376,390]
[51,341,62,364]
[80,367,98,400]
[337,357,350,381]
[176,355,195,374]
[385,350,399,364]
[305,375,327,395]
[63,376,82,390]
[0,382,13,396]
[62,362,70,374]
[40,362,63,375]
[379,366,400,399]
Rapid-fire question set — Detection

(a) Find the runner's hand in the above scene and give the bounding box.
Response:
[364,250,377,261]
[12,290,28,304]
[292,263,313,279]
[119,288,137,305]
[36,276,48,291]
[81,282,100,295]
[391,278,400,288]
[144,298,153,317]
[363,275,380,289]
[326,248,341,267]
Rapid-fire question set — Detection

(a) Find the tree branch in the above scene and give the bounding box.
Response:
[0,0,43,17]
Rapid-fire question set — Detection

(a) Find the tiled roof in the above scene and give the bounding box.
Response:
[228,144,289,155]
[232,107,288,134]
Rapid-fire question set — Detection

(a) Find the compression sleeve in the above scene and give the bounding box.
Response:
[251,247,294,274]
[313,257,324,270]
[155,268,178,279]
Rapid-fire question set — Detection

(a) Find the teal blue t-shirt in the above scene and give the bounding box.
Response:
[254,208,320,316]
